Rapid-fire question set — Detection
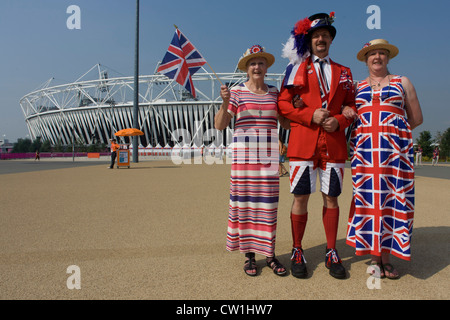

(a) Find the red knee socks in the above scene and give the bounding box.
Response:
[291,213,308,248]
[322,206,339,249]
[291,207,340,249]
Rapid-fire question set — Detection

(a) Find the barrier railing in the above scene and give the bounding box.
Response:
[0,152,109,160]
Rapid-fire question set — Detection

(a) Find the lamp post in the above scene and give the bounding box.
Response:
[132,0,139,163]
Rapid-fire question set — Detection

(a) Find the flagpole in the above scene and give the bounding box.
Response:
[173,24,223,87]
[205,61,223,86]
[132,0,139,163]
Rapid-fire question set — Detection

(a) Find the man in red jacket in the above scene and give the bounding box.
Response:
[278,12,357,279]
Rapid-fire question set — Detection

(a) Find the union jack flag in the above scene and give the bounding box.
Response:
[157,28,206,98]
[346,76,415,261]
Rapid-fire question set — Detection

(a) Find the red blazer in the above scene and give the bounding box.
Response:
[278,57,356,161]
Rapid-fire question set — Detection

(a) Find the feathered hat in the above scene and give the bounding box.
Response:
[282,12,336,65]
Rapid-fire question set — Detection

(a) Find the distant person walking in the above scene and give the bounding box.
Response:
[34,150,40,161]
[415,145,422,166]
[432,146,440,166]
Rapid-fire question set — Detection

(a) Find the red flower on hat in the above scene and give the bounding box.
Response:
[330,12,335,19]
[293,18,312,36]
[250,45,263,54]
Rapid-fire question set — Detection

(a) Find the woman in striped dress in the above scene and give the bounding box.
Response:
[215,45,290,276]
[346,39,423,279]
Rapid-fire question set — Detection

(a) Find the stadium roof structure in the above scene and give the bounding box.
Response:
[20,64,286,147]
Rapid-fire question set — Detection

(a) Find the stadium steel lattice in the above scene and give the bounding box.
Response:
[19,64,289,149]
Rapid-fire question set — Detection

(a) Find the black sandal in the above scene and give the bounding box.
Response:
[266,256,287,276]
[382,263,400,280]
[244,253,257,276]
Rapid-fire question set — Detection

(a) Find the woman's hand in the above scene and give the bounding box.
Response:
[215,85,232,130]
[220,85,230,103]
[342,106,357,120]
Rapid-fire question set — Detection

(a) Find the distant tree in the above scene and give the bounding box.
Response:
[53,139,65,152]
[41,140,52,152]
[30,136,42,153]
[416,131,433,157]
[12,138,32,153]
[67,137,86,152]
[87,142,106,152]
[440,127,450,160]
[13,137,52,153]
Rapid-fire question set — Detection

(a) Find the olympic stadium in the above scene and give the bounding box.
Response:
[19,64,289,150]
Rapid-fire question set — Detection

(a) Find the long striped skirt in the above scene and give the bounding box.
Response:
[226,163,279,257]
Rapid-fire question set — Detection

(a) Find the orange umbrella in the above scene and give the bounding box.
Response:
[114,128,144,137]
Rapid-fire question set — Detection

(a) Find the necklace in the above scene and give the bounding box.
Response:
[369,74,390,88]
[245,82,267,118]
[368,75,391,100]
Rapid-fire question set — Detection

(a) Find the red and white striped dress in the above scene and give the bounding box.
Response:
[225,83,280,257]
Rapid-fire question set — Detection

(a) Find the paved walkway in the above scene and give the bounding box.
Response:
[0,158,448,301]
[1,157,448,178]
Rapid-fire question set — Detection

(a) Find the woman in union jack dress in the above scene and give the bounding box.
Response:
[346,39,423,279]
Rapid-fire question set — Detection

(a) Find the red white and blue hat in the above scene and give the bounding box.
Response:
[282,12,336,65]
[307,13,336,39]
[237,45,275,71]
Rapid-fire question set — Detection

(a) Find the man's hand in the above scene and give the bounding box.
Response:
[312,108,330,125]
[322,117,339,132]
[293,95,304,108]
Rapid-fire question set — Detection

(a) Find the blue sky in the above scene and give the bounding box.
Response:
[1,0,449,142]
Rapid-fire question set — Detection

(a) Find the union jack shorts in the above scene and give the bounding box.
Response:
[289,160,345,197]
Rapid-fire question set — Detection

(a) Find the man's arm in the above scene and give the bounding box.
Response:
[278,86,329,126]
[326,68,357,132]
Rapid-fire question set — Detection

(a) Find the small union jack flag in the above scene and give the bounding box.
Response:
[157,28,207,98]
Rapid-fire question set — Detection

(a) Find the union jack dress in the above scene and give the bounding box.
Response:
[226,84,280,257]
[346,76,415,261]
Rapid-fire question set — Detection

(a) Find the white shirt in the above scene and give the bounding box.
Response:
[312,54,331,88]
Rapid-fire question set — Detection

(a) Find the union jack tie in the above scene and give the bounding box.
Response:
[316,59,329,109]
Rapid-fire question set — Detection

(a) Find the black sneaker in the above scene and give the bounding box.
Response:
[325,248,346,279]
[291,248,307,278]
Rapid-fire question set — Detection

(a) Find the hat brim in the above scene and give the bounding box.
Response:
[237,52,275,72]
[357,43,399,61]
[308,25,336,39]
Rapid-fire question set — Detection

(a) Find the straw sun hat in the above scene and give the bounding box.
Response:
[357,39,399,62]
[237,45,275,72]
